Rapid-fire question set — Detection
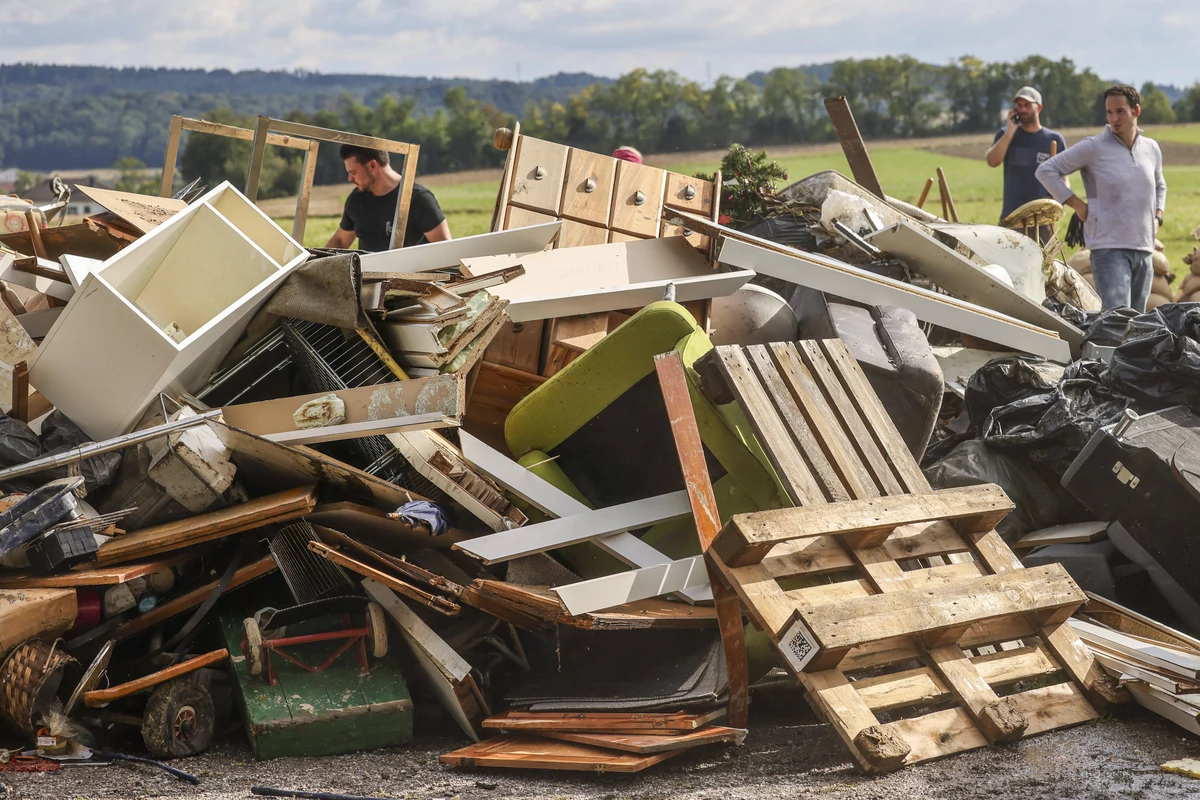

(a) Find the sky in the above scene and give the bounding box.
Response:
[4,0,1197,88]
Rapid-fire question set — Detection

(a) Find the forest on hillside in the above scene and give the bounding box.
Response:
[3,56,1198,194]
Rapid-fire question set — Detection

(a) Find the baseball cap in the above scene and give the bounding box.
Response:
[1014,86,1042,105]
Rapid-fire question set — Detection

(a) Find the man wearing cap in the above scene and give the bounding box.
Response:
[985,86,1068,243]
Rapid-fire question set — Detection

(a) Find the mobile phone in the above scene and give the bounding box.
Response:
[1010,110,1020,124]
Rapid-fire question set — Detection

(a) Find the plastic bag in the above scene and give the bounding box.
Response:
[819,190,874,237]
[923,439,1075,541]
[966,357,1130,477]
[1084,307,1139,347]
[1109,303,1200,412]
[39,411,122,490]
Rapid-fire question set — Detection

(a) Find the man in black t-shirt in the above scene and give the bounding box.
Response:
[325,144,451,252]
[985,86,1068,243]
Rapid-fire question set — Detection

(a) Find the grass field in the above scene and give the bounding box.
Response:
[278,133,1200,285]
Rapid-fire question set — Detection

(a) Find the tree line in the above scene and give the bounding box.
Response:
[6,55,1196,196]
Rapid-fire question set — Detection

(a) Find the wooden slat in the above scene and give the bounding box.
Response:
[889,707,988,766]
[768,342,879,498]
[0,556,187,589]
[744,344,847,502]
[308,541,460,616]
[795,340,904,495]
[817,339,929,493]
[1007,682,1099,734]
[714,485,1014,566]
[539,725,745,753]
[85,649,228,706]
[439,736,682,773]
[797,564,1084,668]
[713,346,825,505]
[800,669,902,773]
[853,644,1063,713]
[654,351,750,728]
[110,556,276,641]
[483,709,726,733]
[96,486,318,565]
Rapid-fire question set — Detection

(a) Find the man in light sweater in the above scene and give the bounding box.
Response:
[1036,85,1166,311]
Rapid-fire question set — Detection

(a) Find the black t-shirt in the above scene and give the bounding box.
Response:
[339,181,446,252]
[993,126,1068,220]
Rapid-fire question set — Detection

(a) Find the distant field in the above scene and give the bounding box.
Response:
[275,125,1200,285]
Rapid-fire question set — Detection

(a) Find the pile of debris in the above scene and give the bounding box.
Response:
[0,113,1196,791]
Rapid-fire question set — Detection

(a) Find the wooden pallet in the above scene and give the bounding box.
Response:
[699,339,1121,773]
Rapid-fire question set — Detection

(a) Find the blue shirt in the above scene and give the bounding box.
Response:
[994,126,1068,219]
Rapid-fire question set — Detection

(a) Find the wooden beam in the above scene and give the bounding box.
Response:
[10,361,27,423]
[936,167,959,222]
[653,350,750,729]
[713,485,1015,567]
[916,178,934,209]
[110,556,276,641]
[85,649,228,706]
[96,485,317,565]
[792,564,1085,670]
[824,97,884,199]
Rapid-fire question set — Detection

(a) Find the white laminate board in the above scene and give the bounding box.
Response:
[868,221,1082,351]
[457,431,711,603]
[358,222,561,273]
[552,556,710,616]
[264,413,456,445]
[455,491,691,564]
[717,236,1071,363]
[59,254,103,290]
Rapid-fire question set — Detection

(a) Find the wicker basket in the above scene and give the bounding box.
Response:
[0,639,76,736]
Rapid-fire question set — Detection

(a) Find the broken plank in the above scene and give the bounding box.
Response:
[539,725,746,753]
[714,485,1014,567]
[364,579,484,741]
[309,541,460,615]
[111,556,276,641]
[0,555,188,589]
[85,649,228,706]
[482,709,726,733]
[0,588,77,656]
[96,485,318,565]
[439,735,682,772]
[653,351,753,728]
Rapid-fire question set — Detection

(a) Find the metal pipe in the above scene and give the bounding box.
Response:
[252,787,392,800]
[0,409,223,483]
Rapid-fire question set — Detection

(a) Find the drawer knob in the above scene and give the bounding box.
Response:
[534,166,547,180]
[683,185,697,200]
[584,177,597,193]
[633,190,646,206]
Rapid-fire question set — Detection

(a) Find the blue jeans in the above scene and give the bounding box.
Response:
[1090,248,1154,311]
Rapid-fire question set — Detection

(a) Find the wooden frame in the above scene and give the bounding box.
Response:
[159,115,321,242]
[248,117,419,250]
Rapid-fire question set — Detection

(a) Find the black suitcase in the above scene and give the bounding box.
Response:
[1062,405,1200,633]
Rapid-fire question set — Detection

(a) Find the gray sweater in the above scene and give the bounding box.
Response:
[1035,126,1166,252]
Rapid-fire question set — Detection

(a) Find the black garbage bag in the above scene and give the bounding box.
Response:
[964,355,1065,427]
[966,356,1131,477]
[1109,303,1200,412]
[923,439,1075,541]
[1043,296,1100,328]
[40,411,122,490]
[1084,307,1139,347]
[0,415,47,471]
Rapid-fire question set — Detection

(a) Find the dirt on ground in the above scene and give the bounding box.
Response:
[7,684,1200,800]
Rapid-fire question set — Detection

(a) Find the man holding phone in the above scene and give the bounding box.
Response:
[985,86,1067,243]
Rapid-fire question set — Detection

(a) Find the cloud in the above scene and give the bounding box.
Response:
[1,0,1196,87]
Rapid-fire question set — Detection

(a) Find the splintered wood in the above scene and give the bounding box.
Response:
[705,340,1109,773]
